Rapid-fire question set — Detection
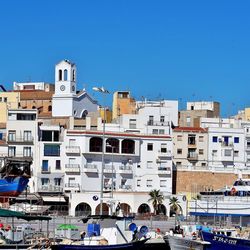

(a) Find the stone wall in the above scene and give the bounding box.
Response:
[173,170,250,194]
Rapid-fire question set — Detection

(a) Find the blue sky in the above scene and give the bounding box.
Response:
[0,0,249,116]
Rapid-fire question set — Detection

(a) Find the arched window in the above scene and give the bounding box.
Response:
[48,105,52,112]
[72,69,75,81]
[64,69,68,81]
[121,139,135,154]
[59,70,62,81]
[75,202,92,217]
[89,137,103,152]
[138,203,151,214]
[106,138,119,153]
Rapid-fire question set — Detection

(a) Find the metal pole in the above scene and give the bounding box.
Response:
[100,99,106,215]
[111,146,114,198]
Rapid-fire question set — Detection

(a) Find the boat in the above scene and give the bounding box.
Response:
[201,228,250,250]
[189,178,250,226]
[51,215,149,250]
[164,224,211,250]
[0,158,31,197]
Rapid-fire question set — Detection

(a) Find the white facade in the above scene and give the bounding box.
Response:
[187,101,218,111]
[6,109,38,193]
[13,82,54,91]
[207,127,245,169]
[118,100,178,135]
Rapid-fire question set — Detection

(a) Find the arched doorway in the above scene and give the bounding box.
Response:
[120,203,131,216]
[158,204,167,215]
[137,203,151,215]
[95,203,109,215]
[75,202,92,217]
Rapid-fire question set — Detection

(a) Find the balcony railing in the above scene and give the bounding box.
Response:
[118,185,132,191]
[118,165,133,174]
[38,185,63,192]
[157,167,171,175]
[65,146,81,155]
[7,152,33,159]
[103,165,113,173]
[65,183,80,189]
[187,152,198,160]
[7,136,34,143]
[65,164,80,173]
[158,150,172,158]
[83,164,98,173]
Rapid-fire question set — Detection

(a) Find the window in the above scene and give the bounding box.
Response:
[59,70,62,81]
[147,143,153,151]
[129,119,136,129]
[148,116,154,125]
[212,136,218,143]
[161,144,167,153]
[177,135,182,141]
[199,136,204,142]
[224,149,232,157]
[160,116,165,123]
[186,116,191,126]
[41,178,49,186]
[160,180,167,187]
[0,97,2,102]
[23,147,31,157]
[146,179,153,187]
[8,146,16,157]
[137,179,141,187]
[4,97,7,102]
[234,137,239,143]
[44,144,60,156]
[188,135,196,145]
[8,131,16,141]
[176,162,182,166]
[212,150,217,157]
[147,161,153,169]
[54,178,61,186]
[42,160,49,172]
[159,129,165,134]
[152,129,158,134]
[177,149,182,154]
[48,105,52,112]
[64,69,68,81]
[234,151,239,157]
[199,149,204,155]
[24,131,32,141]
[201,163,206,166]
[56,160,61,170]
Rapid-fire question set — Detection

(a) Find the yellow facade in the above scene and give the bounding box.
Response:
[0,92,20,123]
[245,108,250,121]
[99,108,112,123]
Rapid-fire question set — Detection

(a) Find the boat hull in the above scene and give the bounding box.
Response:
[164,235,210,250]
[202,231,250,250]
[0,177,29,197]
[51,239,147,250]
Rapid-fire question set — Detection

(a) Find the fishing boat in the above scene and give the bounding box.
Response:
[51,215,149,250]
[164,224,211,250]
[0,158,31,197]
[201,228,250,250]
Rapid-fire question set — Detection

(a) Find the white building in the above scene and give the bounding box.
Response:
[52,60,98,118]
[13,82,54,92]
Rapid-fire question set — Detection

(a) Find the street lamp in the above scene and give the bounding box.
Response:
[106,143,115,199]
[93,86,110,215]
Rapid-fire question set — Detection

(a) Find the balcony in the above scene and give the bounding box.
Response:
[64,183,80,191]
[83,164,98,173]
[157,167,171,175]
[221,142,234,147]
[118,165,133,174]
[187,152,198,161]
[7,136,34,144]
[103,165,113,173]
[38,185,63,193]
[65,164,80,173]
[118,185,132,191]
[65,146,81,155]
[7,152,33,161]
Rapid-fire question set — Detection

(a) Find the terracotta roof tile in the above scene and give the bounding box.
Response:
[17,90,54,100]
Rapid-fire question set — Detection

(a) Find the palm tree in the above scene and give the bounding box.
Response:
[148,189,164,215]
[169,196,182,216]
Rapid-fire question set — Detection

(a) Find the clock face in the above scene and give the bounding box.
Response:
[60,85,65,91]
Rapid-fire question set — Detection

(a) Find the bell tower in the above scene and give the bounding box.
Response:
[52,59,77,117]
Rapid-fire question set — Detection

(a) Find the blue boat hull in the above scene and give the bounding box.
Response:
[0,176,29,197]
[202,231,250,250]
[51,239,147,250]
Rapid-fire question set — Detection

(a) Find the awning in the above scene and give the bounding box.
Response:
[42,196,66,202]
